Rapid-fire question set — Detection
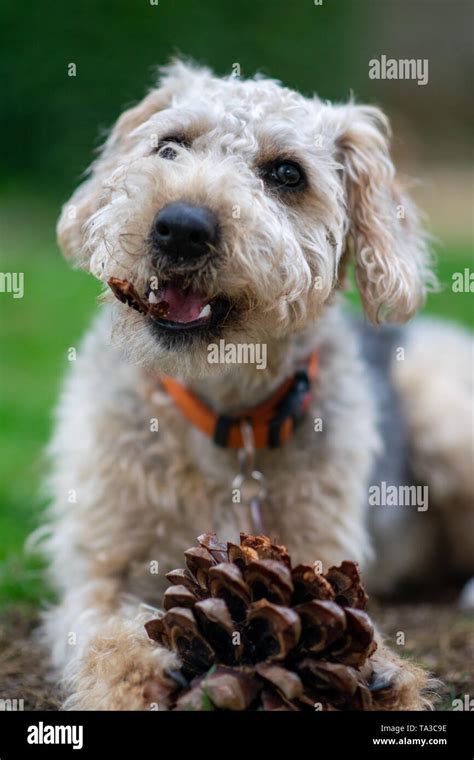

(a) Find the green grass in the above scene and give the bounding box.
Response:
[420,243,473,327]
[344,242,474,328]
[0,197,472,609]
[0,199,100,607]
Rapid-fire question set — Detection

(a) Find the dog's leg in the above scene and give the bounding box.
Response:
[40,321,197,709]
[42,580,179,710]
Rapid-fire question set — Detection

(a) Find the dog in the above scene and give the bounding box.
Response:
[42,61,473,710]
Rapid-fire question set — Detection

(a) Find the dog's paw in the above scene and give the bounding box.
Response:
[63,620,180,711]
[367,640,439,711]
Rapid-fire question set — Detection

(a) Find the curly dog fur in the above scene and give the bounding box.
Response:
[40,61,473,710]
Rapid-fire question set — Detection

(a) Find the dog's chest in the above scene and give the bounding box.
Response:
[126,387,371,603]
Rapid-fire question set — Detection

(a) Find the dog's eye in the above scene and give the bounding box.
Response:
[263,160,307,190]
[263,160,306,192]
[271,161,304,188]
[153,135,190,160]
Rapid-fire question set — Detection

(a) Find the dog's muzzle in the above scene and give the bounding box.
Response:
[108,203,234,340]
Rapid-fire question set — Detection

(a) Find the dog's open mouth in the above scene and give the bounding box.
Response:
[146,280,214,330]
[108,277,232,335]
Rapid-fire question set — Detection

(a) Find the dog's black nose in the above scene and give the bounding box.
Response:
[151,203,218,260]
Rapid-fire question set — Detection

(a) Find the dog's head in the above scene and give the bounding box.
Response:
[58,61,434,375]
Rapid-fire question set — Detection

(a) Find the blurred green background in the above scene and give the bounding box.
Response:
[0,0,472,610]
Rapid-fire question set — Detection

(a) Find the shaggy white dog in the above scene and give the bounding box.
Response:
[42,61,473,710]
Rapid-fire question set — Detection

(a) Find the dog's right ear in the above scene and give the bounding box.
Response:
[57,86,172,267]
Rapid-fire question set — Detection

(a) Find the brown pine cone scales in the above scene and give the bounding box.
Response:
[145,533,391,711]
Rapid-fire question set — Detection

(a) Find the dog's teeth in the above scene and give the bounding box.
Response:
[198,304,211,319]
[148,291,158,304]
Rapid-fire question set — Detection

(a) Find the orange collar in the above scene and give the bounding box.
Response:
[160,351,319,449]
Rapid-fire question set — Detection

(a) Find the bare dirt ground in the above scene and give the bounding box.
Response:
[0,601,472,711]
[372,600,474,710]
[0,608,59,710]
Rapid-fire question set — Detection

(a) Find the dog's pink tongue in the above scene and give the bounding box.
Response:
[158,283,207,323]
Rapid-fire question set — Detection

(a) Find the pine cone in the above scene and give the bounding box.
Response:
[145,533,384,711]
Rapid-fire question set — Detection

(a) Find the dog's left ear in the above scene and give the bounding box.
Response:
[331,103,435,323]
